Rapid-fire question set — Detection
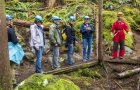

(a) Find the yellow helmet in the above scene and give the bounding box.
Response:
[117,12,123,16]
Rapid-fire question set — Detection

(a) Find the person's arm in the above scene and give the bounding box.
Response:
[49,26,57,45]
[90,24,94,32]
[10,29,18,45]
[30,25,38,45]
[80,24,86,33]
[124,22,129,32]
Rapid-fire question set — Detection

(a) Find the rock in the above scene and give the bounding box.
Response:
[24,52,35,61]
[16,74,80,90]
[125,46,133,55]
[43,39,50,55]
[73,53,82,61]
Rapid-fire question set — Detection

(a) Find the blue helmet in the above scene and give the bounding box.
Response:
[69,16,76,22]
[35,15,42,22]
[52,16,61,21]
[6,14,13,21]
[84,16,90,20]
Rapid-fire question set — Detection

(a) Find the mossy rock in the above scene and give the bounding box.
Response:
[16,74,80,90]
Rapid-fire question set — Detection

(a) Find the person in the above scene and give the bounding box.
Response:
[64,16,77,65]
[80,16,94,63]
[49,16,62,69]
[6,14,24,85]
[30,15,45,73]
[111,12,132,59]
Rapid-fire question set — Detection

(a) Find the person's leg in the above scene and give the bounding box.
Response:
[83,39,88,62]
[52,46,60,68]
[35,47,43,73]
[87,38,92,60]
[119,40,125,59]
[112,42,119,59]
[67,44,74,65]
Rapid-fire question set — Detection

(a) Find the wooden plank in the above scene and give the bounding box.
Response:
[44,61,97,74]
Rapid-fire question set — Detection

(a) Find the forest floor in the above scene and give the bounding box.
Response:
[16,30,140,90]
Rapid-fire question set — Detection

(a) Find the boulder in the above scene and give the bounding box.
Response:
[16,74,80,90]
[24,52,35,61]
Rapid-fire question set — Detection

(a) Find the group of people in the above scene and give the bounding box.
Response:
[30,15,94,72]
[6,11,132,85]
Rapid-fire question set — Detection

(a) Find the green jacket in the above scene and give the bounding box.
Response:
[49,24,62,46]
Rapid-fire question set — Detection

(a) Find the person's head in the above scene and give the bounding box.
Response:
[34,15,43,26]
[52,16,61,25]
[84,16,90,24]
[6,14,13,27]
[117,12,123,21]
[68,16,76,25]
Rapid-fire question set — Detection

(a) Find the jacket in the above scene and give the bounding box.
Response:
[64,25,77,47]
[7,27,18,44]
[80,23,94,39]
[30,23,45,48]
[49,23,62,46]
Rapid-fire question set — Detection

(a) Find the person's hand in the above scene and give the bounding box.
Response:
[55,43,58,47]
[128,31,133,36]
[35,46,39,51]
[86,27,91,31]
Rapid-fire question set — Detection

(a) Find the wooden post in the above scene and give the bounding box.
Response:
[98,0,103,63]
[0,0,13,90]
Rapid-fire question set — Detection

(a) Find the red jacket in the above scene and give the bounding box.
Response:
[112,20,129,33]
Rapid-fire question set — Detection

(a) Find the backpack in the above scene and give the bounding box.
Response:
[62,28,67,41]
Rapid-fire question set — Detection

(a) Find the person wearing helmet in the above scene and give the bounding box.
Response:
[80,16,94,63]
[63,16,77,65]
[49,16,62,69]
[30,15,45,73]
[111,12,132,59]
[6,14,24,85]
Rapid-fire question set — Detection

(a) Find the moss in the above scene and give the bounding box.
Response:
[69,66,102,79]
[16,74,80,90]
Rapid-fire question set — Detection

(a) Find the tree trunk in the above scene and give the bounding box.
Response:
[48,0,57,8]
[117,67,140,78]
[0,0,13,90]
[98,0,103,63]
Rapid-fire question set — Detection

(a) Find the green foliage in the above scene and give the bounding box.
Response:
[69,67,102,79]
[17,74,80,90]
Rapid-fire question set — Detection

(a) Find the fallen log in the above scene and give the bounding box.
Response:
[44,61,97,74]
[105,59,140,65]
[13,19,49,31]
[117,67,140,78]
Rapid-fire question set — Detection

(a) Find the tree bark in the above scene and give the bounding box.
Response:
[117,67,140,78]
[13,19,49,31]
[98,0,103,63]
[0,0,13,90]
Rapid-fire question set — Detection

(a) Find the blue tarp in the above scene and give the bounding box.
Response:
[8,42,24,65]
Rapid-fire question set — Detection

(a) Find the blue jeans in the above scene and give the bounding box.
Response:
[67,44,74,65]
[82,38,92,62]
[34,46,43,73]
[52,46,60,68]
